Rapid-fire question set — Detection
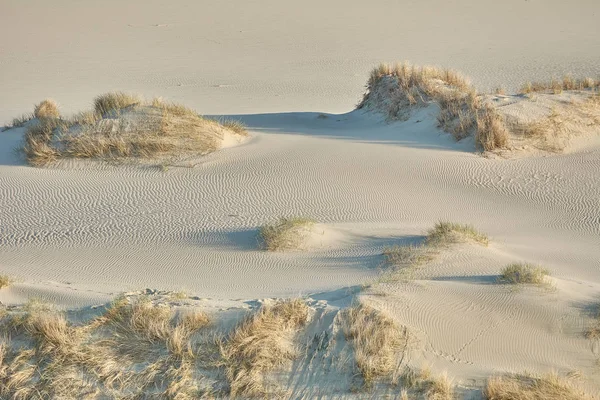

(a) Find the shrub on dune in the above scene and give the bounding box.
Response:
[259,217,316,251]
[383,244,436,275]
[93,92,142,116]
[220,299,309,397]
[498,263,550,285]
[340,303,407,387]
[20,93,247,166]
[426,221,489,247]
[358,62,510,151]
[33,99,60,120]
[0,275,11,289]
[475,103,509,151]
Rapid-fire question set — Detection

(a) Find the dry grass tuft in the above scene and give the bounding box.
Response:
[3,113,34,131]
[340,303,407,386]
[509,108,573,153]
[382,244,436,278]
[0,294,216,399]
[484,372,594,400]
[94,92,142,116]
[221,119,249,136]
[0,275,11,289]
[475,103,509,151]
[20,93,247,166]
[425,372,455,400]
[499,263,550,285]
[259,217,316,251]
[220,299,310,397]
[426,221,489,247]
[520,76,600,94]
[358,62,509,150]
[397,367,455,399]
[33,99,60,120]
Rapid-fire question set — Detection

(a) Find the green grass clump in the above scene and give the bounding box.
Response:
[498,263,550,285]
[383,244,436,273]
[259,217,316,251]
[426,221,489,247]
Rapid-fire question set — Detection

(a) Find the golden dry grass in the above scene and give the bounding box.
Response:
[508,108,573,153]
[426,221,489,247]
[0,295,214,399]
[499,263,550,285]
[340,303,407,387]
[0,275,11,289]
[259,217,316,251]
[520,76,599,94]
[475,103,509,151]
[358,62,509,151]
[396,366,454,399]
[219,299,310,397]
[94,92,142,116]
[484,372,594,400]
[21,93,247,166]
[33,99,60,120]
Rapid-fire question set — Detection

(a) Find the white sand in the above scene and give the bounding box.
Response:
[1,0,600,396]
[2,0,600,122]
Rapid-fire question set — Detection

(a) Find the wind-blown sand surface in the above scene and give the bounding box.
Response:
[1,0,600,398]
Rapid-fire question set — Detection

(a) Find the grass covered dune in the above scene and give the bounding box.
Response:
[1,291,596,399]
[14,92,247,166]
[358,62,600,153]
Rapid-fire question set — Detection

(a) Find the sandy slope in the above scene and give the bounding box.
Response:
[1,108,600,394]
[1,0,600,397]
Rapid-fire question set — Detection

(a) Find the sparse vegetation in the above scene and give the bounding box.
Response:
[0,294,214,399]
[379,222,489,283]
[426,221,489,247]
[221,119,248,135]
[498,263,550,285]
[507,93,600,153]
[2,113,33,131]
[484,372,594,400]
[397,367,455,399]
[20,93,247,166]
[340,303,407,387]
[475,103,509,151]
[259,217,316,251]
[584,304,600,340]
[220,299,309,397]
[520,76,599,95]
[358,62,510,150]
[383,244,436,277]
[0,275,11,289]
[33,99,60,120]
[94,92,142,116]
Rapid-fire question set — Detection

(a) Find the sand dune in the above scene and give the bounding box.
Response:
[1,0,600,398]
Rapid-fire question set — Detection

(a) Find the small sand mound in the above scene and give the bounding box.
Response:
[21,93,247,166]
[259,217,316,251]
[495,91,600,154]
[357,62,508,151]
[358,62,600,154]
